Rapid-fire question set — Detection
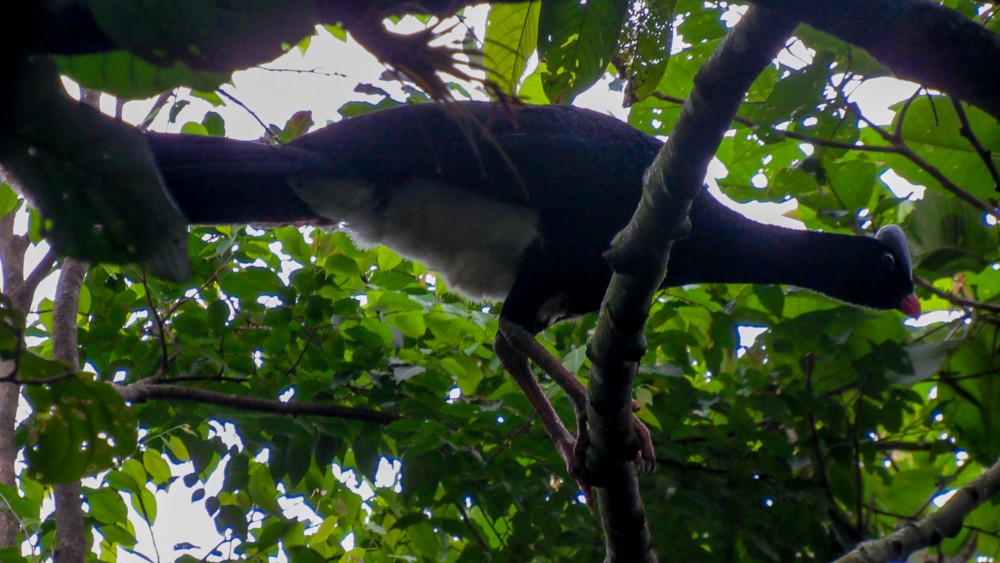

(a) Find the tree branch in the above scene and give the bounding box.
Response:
[114,381,400,424]
[873,440,959,453]
[950,98,1000,192]
[585,8,798,561]
[51,257,89,563]
[836,456,1000,563]
[915,276,1000,314]
[0,169,29,547]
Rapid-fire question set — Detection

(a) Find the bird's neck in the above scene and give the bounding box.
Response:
[665,196,861,298]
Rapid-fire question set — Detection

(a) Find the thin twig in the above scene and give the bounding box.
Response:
[951,97,1000,192]
[8,249,56,306]
[873,440,959,453]
[282,326,317,378]
[136,91,174,132]
[454,500,493,558]
[114,381,399,424]
[140,270,171,379]
[158,374,251,384]
[915,276,1000,314]
[217,89,271,137]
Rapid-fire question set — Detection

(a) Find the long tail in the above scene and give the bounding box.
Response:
[146,132,332,226]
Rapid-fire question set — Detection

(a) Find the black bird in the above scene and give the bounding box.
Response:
[147,101,920,494]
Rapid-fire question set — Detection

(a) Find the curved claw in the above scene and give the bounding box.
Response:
[556,436,594,512]
[631,401,656,474]
[572,406,656,481]
[632,415,656,474]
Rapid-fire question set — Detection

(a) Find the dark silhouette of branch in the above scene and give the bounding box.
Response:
[8,249,56,306]
[0,170,32,546]
[915,277,1000,314]
[585,8,798,561]
[454,500,493,557]
[654,92,1000,223]
[873,440,959,453]
[837,456,1000,562]
[140,271,172,380]
[847,101,1000,221]
[950,98,1000,192]
[114,381,399,424]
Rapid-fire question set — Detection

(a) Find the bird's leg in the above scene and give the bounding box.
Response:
[497,318,656,475]
[493,332,592,506]
[497,318,588,410]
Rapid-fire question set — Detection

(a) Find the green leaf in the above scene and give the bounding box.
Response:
[618,0,676,104]
[0,182,20,215]
[278,111,315,143]
[753,285,784,317]
[24,376,138,483]
[828,158,876,211]
[907,190,997,276]
[389,311,427,338]
[484,2,541,95]
[202,112,226,137]
[143,449,173,486]
[375,246,403,272]
[57,52,230,99]
[86,487,129,525]
[219,267,285,300]
[538,0,629,102]
[87,0,317,74]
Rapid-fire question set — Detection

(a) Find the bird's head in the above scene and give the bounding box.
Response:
[869,225,920,317]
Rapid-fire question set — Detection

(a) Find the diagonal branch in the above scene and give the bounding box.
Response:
[915,276,1000,314]
[585,7,799,561]
[950,98,1000,192]
[836,456,1000,562]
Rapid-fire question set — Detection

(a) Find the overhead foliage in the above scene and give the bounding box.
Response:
[0,0,999,561]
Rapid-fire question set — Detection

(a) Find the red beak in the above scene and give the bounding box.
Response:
[898,294,921,318]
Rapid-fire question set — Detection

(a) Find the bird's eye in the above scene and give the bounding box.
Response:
[881,252,896,271]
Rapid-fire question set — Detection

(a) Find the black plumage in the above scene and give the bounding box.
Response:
[147,101,919,493]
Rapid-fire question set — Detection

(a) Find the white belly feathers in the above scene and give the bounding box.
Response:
[292,176,539,301]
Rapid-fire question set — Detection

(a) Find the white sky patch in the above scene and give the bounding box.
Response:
[905,309,965,328]
[932,488,957,508]
[881,169,925,200]
[847,76,922,125]
[737,326,767,358]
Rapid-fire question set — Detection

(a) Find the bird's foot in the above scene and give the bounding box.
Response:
[572,401,656,478]
[554,437,594,511]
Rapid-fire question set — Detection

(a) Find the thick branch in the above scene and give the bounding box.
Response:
[836,456,1000,562]
[115,381,399,424]
[585,8,798,561]
[51,258,88,563]
[0,169,29,549]
[749,0,1000,119]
